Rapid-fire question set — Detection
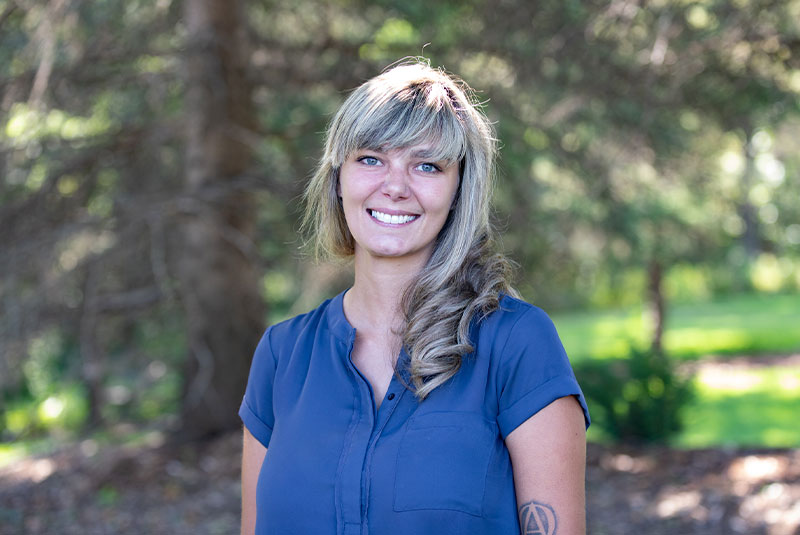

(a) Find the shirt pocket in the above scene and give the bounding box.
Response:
[393,411,496,517]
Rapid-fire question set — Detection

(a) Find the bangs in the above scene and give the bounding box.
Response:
[330,79,469,167]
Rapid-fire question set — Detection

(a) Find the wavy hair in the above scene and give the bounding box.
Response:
[302,60,516,399]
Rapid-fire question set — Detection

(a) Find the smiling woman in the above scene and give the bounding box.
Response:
[239,60,590,535]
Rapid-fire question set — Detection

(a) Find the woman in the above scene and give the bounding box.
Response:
[240,61,590,535]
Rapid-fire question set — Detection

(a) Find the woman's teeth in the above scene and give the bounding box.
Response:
[370,210,418,225]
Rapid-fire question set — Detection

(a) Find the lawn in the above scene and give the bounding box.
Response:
[677,362,800,448]
[551,292,800,448]
[551,292,800,363]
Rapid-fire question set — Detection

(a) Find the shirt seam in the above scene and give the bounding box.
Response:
[495,305,534,362]
[263,326,278,369]
[494,306,536,402]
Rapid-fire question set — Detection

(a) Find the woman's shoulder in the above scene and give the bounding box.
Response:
[485,293,556,332]
[476,294,565,356]
[264,292,348,351]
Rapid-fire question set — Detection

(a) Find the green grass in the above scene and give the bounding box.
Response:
[677,365,800,448]
[551,293,800,363]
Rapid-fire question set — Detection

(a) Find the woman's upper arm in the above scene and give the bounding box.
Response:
[241,426,267,535]
[505,396,587,535]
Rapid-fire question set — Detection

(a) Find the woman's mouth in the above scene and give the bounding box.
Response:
[368,209,419,225]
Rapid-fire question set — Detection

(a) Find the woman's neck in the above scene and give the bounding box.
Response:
[344,253,427,335]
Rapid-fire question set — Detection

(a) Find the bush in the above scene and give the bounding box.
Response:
[575,347,694,443]
[1,383,89,440]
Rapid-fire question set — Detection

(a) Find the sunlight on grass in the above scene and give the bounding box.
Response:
[664,328,751,356]
[676,366,800,448]
[695,366,764,393]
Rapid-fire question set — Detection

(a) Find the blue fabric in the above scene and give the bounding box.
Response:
[239,291,590,535]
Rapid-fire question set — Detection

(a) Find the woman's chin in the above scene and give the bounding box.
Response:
[370,247,412,259]
[361,243,426,262]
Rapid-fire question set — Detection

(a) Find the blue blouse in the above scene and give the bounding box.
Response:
[239,291,589,535]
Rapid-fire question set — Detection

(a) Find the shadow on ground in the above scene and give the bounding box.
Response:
[1,430,798,535]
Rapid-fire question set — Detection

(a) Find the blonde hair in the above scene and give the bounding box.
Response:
[303,60,516,398]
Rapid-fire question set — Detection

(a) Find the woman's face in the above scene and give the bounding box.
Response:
[338,144,460,266]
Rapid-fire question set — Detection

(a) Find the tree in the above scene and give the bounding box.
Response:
[2,0,798,443]
[175,0,266,439]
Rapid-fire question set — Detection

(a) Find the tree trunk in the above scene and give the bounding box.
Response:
[176,0,265,440]
[79,264,104,429]
[647,259,665,356]
[740,127,760,259]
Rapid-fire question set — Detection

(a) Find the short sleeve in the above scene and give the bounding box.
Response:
[239,327,278,448]
[495,307,590,439]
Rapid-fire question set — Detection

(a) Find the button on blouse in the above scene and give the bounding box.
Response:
[239,291,589,535]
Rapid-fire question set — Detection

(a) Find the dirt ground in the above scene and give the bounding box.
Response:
[2,356,799,534]
[2,432,798,535]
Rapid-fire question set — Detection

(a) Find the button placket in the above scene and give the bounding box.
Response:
[361,374,406,529]
[336,332,376,535]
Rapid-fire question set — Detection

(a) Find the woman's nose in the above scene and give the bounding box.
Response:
[381,165,410,199]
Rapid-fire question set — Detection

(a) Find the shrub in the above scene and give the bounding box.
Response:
[575,347,694,443]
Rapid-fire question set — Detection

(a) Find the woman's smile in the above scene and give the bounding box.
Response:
[367,209,420,226]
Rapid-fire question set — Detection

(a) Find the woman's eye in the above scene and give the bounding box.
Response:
[417,162,441,173]
[358,156,381,166]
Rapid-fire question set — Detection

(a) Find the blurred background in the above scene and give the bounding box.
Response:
[1,0,798,533]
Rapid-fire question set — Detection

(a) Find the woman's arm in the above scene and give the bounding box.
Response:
[241,426,267,535]
[505,396,587,535]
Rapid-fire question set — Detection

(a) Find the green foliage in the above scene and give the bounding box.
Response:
[663,264,713,303]
[2,383,88,437]
[2,400,36,437]
[579,257,800,310]
[1,328,86,437]
[576,348,694,444]
[1,318,184,440]
[95,486,120,507]
[2,0,800,445]
[750,253,800,293]
[36,384,89,431]
[22,329,70,399]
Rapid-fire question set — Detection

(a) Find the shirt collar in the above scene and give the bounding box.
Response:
[325,289,356,343]
[325,289,412,380]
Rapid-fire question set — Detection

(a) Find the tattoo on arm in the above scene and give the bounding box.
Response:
[518,500,558,535]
